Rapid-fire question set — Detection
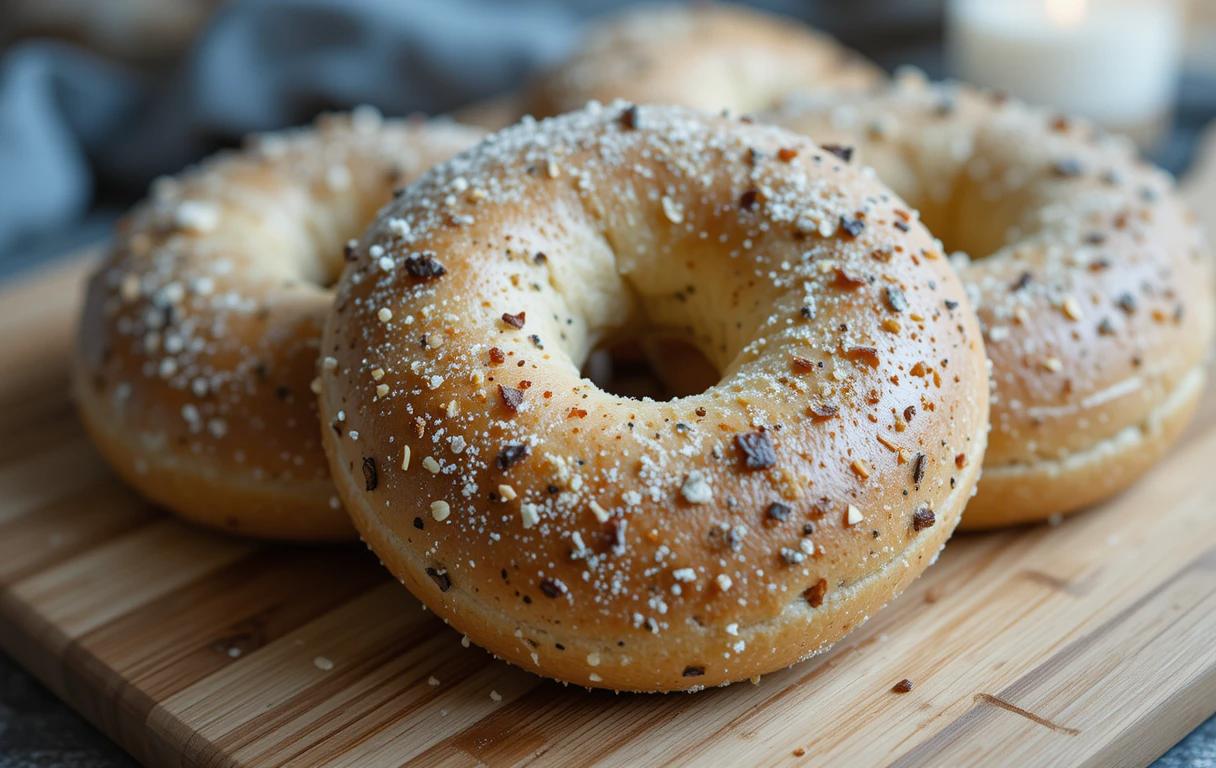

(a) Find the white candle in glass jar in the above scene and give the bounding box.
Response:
[947,0,1182,143]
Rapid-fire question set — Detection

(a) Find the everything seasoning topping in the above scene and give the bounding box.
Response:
[736,431,776,470]
[839,216,865,239]
[892,679,914,694]
[821,144,854,162]
[834,267,867,288]
[739,187,759,210]
[619,104,639,130]
[804,578,828,608]
[808,400,839,419]
[765,502,792,524]
[912,504,936,531]
[1010,272,1033,292]
[496,443,530,470]
[776,146,799,162]
[539,577,568,598]
[404,250,446,279]
[501,311,526,329]
[845,345,879,367]
[681,471,714,504]
[885,286,908,312]
[498,385,525,412]
[425,567,452,592]
[1051,158,1083,178]
[912,452,926,485]
[362,457,378,491]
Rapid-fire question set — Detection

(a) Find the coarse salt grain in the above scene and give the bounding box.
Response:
[846,505,864,526]
[174,201,219,232]
[680,471,713,504]
[520,503,540,529]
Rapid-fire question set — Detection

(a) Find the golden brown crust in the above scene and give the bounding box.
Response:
[767,76,1216,527]
[73,110,483,540]
[525,3,883,119]
[320,104,989,690]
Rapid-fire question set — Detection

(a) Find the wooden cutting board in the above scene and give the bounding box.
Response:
[2,140,1216,765]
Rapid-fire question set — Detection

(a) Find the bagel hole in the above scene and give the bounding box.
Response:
[581,337,718,400]
[902,176,1039,262]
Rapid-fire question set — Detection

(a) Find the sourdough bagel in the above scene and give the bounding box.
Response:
[525,3,882,121]
[319,104,989,691]
[768,76,1215,528]
[74,110,483,540]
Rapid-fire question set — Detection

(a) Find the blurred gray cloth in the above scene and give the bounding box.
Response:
[0,0,589,264]
[0,0,952,273]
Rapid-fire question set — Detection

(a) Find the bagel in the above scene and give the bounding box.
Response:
[74,110,483,540]
[525,3,883,121]
[768,76,1215,528]
[319,103,989,691]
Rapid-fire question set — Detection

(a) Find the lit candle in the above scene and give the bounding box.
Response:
[947,0,1182,145]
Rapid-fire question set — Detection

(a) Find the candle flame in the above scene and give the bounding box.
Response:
[1044,0,1088,27]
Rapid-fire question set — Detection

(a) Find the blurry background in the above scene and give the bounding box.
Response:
[2,0,1216,280]
[0,1,1215,765]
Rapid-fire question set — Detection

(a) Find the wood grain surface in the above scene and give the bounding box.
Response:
[0,141,1214,766]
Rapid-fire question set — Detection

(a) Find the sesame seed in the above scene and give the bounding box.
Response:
[377,307,393,323]
[400,446,411,471]
[1061,296,1083,320]
[589,500,610,522]
[498,484,517,501]
[430,500,451,521]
